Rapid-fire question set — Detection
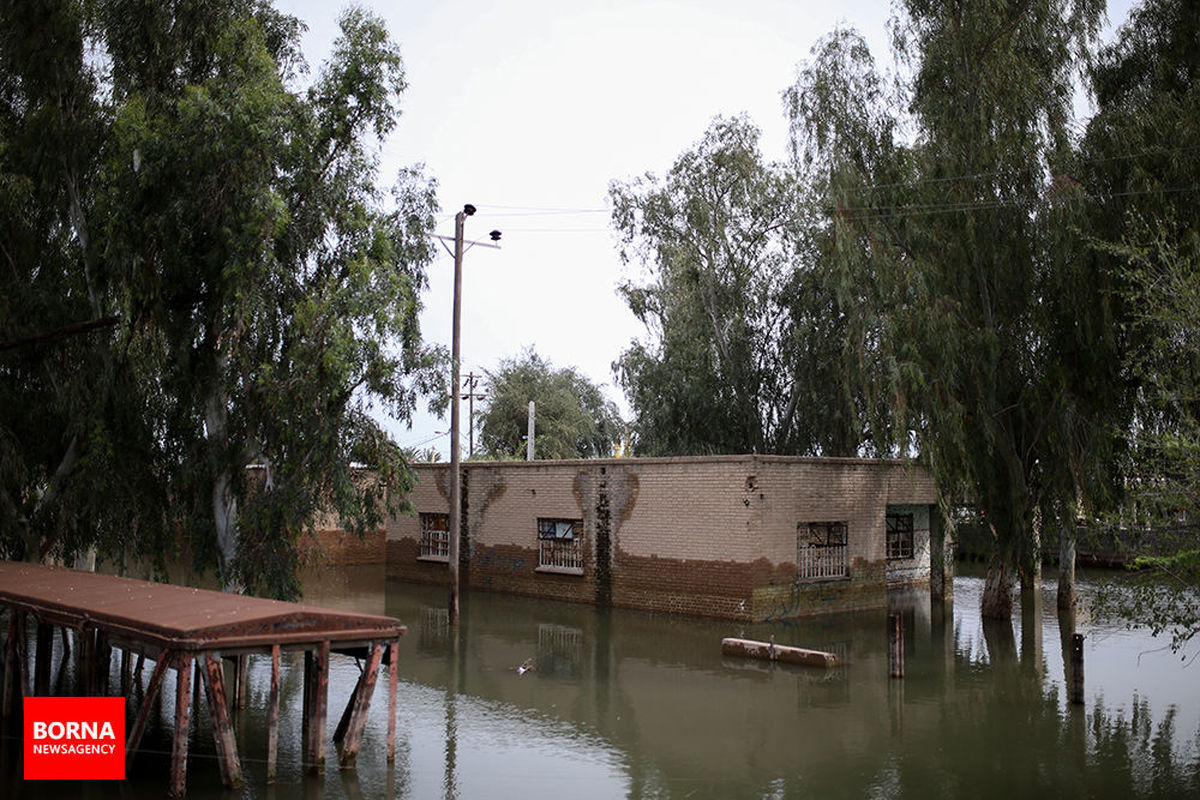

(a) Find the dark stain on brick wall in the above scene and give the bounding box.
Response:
[432,466,450,501]
[477,470,508,515]
[469,543,595,604]
[459,467,470,582]
[611,469,639,527]
[386,538,451,585]
[611,551,774,619]
[595,469,612,607]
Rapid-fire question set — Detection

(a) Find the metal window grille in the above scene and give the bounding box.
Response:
[537,518,583,571]
[886,513,914,560]
[420,513,450,560]
[797,521,848,581]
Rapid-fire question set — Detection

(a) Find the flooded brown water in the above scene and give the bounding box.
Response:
[4,563,1198,799]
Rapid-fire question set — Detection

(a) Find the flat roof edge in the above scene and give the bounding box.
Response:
[410,454,927,469]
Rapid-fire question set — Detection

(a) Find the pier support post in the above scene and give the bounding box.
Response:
[120,647,132,694]
[303,641,330,772]
[96,631,112,695]
[233,654,248,710]
[387,640,398,763]
[168,655,193,799]
[338,642,383,768]
[2,611,25,728]
[34,621,53,695]
[267,644,280,783]
[201,652,244,790]
[126,651,173,770]
[80,624,96,695]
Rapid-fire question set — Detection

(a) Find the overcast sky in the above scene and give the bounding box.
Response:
[274,0,1136,459]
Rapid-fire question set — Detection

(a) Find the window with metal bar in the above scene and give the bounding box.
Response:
[419,513,450,561]
[886,513,914,560]
[797,521,848,581]
[537,518,583,574]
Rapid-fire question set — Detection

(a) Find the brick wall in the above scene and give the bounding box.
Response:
[299,527,386,566]
[386,464,450,584]
[385,455,939,621]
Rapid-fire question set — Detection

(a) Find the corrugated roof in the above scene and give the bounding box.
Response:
[0,561,404,651]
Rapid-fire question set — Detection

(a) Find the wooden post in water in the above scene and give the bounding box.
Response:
[888,613,905,679]
[1069,633,1085,705]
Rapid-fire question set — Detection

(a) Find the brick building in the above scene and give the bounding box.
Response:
[386,455,947,621]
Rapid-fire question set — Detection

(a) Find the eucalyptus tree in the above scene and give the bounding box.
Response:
[478,350,622,460]
[0,0,167,568]
[886,0,1114,618]
[1082,0,1200,525]
[781,27,909,460]
[0,0,443,598]
[611,115,880,457]
[785,2,1118,619]
[1081,0,1200,649]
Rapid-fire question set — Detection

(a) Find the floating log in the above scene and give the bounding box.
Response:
[721,637,837,668]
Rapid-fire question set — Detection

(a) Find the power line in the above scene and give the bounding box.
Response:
[472,203,608,213]
[478,209,608,219]
[498,227,611,234]
[405,430,448,450]
[829,183,1200,225]
[807,143,1200,199]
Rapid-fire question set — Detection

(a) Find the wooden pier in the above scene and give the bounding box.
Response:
[0,561,406,797]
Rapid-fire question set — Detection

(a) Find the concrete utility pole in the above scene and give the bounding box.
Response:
[437,205,501,626]
[526,401,535,460]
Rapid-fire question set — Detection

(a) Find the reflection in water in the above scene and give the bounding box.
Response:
[1,564,1197,799]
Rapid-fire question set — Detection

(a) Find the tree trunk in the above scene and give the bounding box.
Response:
[1018,513,1041,616]
[206,385,240,592]
[981,555,1014,619]
[1057,522,1077,614]
[212,466,239,588]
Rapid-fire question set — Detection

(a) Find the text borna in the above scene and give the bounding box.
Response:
[32,720,117,740]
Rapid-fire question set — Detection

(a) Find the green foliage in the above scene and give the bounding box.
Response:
[0,0,442,598]
[1075,0,1200,648]
[1092,548,1200,655]
[611,115,883,457]
[1079,0,1200,529]
[778,1,1121,617]
[479,349,622,460]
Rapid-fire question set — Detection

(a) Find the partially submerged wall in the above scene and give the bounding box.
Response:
[386,455,939,621]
